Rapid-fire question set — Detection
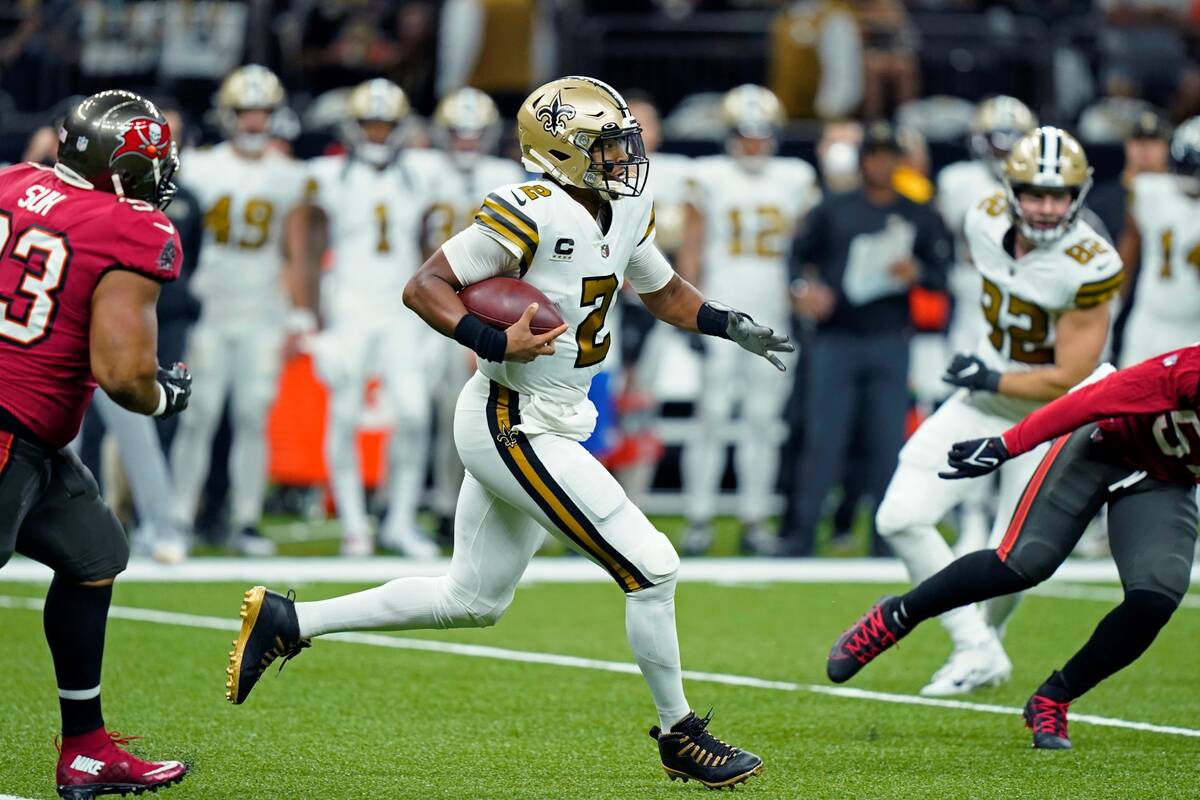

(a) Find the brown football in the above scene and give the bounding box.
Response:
[459,277,565,335]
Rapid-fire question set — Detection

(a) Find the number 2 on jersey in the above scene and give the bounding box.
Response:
[0,211,68,346]
[575,274,618,368]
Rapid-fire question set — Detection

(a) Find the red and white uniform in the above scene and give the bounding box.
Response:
[1005,345,1200,484]
[0,163,182,448]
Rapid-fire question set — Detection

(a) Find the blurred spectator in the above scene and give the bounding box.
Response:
[1088,109,1171,246]
[20,124,57,165]
[158,1,249,113]
[0,0,79,110]
[779,122,951,556]
[857,0,920,120]
[815,120,863,192]
[769,0,862,120]
[1098,0,1200,121]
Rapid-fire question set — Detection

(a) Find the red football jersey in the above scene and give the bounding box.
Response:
[0,163,182,448]
[1004,344,1200,485]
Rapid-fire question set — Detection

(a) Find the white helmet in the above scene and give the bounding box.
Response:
[215,65,286,156]
[720,84,785,170]
[433,87,502,169]
[342,79,411,168]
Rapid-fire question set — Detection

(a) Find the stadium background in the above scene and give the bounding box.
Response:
[0,0,1192,555]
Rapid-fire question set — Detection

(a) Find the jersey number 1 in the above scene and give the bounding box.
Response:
[0,211,68,346]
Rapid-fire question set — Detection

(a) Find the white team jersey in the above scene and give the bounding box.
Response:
[689,155,820,326]
[1128,172,1200,324]
[964,191,1123,419]
[446,179,670,440]
[936,160,1001,246]
[181,143,306,323]
[645,152,692,253]
[305,152,433,321]
[408,150,527,249]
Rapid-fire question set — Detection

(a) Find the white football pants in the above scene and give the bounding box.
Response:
[295,373,689,730]
[683,337,794,525]
[313,318,432,542]
[875,390,1047,648]
[1118,311,1200,368]
[170,321,283,530]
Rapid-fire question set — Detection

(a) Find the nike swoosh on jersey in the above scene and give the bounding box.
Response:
[510,191,527,206]
[153,221,176,235]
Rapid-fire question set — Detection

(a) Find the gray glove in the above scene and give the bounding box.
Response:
[726,311,794,371]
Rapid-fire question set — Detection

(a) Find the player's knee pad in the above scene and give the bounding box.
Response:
[628,530,679,594]
[998,540,1061,586]
[437,576,511,629]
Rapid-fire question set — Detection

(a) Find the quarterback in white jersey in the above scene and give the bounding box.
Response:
[678,85,819,553]
[1119,118,1200,367]
[415,88,526,541]
[170,65,306,556]
[875,127,1122,696]
[226,77,791,789]
[300,79,440,558]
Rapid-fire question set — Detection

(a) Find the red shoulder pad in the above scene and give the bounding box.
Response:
[108,198,183,282]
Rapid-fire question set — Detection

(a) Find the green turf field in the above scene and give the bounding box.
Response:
[3,579,1199,799]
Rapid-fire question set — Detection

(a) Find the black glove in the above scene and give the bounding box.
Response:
[942,353,1001,392]
[154,362,192,418]
[939,436,1010,480]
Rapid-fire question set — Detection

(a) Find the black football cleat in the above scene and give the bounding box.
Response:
[649,710,763,790]
[826,596,909,683]
[1024,685,1073,750]
[225,586,309,705]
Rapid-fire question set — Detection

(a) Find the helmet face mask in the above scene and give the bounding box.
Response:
[434,87,501,170]
[517,76,650,199]
[215,65,286,157]
[1002,126,1092,247]
[721,85,784,171]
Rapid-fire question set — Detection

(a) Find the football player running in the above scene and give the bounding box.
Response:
[873,127,1123,696]
[169,65,308,556]
[0,91,191,797]
[830,344,1200,750]
[225,76,792,790]
[1116,117,1200,367]
[677,84,819,555]
[416,87,526,545]
[298,79,440,558]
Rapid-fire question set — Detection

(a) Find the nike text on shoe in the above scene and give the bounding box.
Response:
[226,586,310,704]
[649,710,763,790]
[826,596,909,683]
[56,728,187,799]
[1024,692,1073,750]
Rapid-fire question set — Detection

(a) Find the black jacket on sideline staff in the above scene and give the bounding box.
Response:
[790,188,952,335]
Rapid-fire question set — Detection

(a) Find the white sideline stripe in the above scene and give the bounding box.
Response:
[2,595,1198,740]
[0,556,1180,585]
[0,795,38,800]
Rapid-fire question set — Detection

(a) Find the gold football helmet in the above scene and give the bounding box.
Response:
[1003,126,1093,246]
[343,78,411,167]
[721,84,784,168]
[970,96,1037,176]
[516,76,648,198]
[216,65,286,155]
[1170,116,1200,196]
[433,87,501,168]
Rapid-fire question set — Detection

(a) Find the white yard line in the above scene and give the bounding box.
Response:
[2,594,1198,740]
[0,556,1173,585]
[0,795,39,800]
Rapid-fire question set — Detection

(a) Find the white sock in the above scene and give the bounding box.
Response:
[886,523,994,650]
[625,576,690,732]
[296,577,449,638]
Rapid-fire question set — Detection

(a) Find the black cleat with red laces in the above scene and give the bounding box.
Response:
[56,728,187,799]
[1023,675,1073,750]
[225,586,310,705]
[827,595,910,683]
[650,710,763,790]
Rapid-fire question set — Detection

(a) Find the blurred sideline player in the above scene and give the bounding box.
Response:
[933,96,1037,555]
[831,344,1200,749]
[1116,117,1200,368]
[874,128,1123,695]
[677,84,819,555]
[417,86,526,545]
[297,79,439,558]
[0,91,191,796]
[227,75,794,789]
[170,65,308,556]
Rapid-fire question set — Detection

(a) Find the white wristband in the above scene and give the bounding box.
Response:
[152,382,167,417]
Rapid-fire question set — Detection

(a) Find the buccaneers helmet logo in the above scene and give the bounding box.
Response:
[111,118,171,165]
[535,91,576,136]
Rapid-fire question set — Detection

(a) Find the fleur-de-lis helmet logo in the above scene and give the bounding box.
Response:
[535,90,576,135]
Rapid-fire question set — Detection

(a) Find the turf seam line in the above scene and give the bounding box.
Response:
[2,594,1198,740]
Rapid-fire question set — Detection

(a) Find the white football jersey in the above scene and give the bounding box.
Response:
[445,179,669,440]
[181,143,306,323]
[645,152,692,254]
[936,160,1001,245]
[965,191,1123,419]
[410,150,527,250]
[1128,172,1200,324]
[305,152,433,321]
[689,155,820,326]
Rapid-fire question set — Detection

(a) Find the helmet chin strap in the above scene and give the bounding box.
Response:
[111,174,126,199]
